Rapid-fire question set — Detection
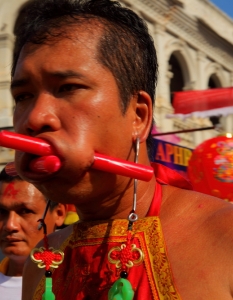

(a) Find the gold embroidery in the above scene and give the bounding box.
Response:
[33,217,181,300]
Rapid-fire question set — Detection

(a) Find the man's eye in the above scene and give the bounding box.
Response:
[20,208,33,215]
[59,84,82,93]
[0,209,7,216]
[14,93,33,103]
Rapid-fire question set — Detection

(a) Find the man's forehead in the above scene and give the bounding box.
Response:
[0,181,43,200]
[13,24,102,78]
[22,21,102,54]
[0,182,20,199]
[0,182,46,212]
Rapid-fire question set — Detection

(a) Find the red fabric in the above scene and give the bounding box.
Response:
[36,163,191,300]
[147,163,193,216]
[153,163,193,190]
[52,238,153,300]
[173,87,233,114]
[66,204,77,212]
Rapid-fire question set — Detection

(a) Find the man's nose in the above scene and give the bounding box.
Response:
[17,94,61,136]
[3,211,20,233]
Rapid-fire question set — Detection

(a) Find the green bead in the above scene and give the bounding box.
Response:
[108,278,134,300]
[42,278,55,300]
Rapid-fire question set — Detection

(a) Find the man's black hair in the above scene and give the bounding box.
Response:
[0,168,23,183]
[13,0,158,158]
[0,167,58,210]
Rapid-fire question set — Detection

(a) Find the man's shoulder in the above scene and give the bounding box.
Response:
[161,184,233,250]
[161,184,233,236]
[48,223,74,249]
[162,184,232,213]
[160,185,233,298]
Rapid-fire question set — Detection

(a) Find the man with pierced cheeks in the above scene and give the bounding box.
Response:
[0,168,66,299]
[11,0,233,299]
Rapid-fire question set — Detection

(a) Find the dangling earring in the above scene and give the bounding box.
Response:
[108,137,144,300]
[128,137,140,228]
[31,199,64,300]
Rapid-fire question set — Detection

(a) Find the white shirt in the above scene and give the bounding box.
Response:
[0,272,22,300]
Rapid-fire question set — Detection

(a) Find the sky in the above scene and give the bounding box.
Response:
[209,0,233,20]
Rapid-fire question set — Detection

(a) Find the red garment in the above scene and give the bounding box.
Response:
[148,163,192,216]
[33,163,192,300]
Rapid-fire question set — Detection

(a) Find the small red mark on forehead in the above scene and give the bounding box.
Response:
[3,183,19,199]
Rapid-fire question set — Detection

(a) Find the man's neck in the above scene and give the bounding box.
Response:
[7,257,26,277]
[77,175,156,222]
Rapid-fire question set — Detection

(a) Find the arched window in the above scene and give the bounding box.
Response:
[208,74,221,89]
[169,54,185,105]
[208,74,222,126]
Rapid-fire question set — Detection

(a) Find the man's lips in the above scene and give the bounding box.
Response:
[2,236,23,243]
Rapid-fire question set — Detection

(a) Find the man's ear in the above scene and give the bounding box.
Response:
[53,203,67,227]
[132,91,153,142]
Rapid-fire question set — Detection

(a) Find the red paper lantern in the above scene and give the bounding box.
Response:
[187,134,233,202]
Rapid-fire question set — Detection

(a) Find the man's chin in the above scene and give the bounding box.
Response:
[3,247,29,260]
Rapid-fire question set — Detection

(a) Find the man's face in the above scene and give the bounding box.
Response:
[12,25,137,204]
[0,180,56,260]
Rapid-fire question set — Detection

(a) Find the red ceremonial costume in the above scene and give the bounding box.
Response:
[33,164,192,300]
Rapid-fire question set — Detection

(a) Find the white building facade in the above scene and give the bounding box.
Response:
[0,0,233,167]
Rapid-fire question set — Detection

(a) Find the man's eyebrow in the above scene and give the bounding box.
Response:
[0,203,14,211]
[10,78,29,90]
[11,71,85,90]
[50,70,86,79]
[0,202,22,210]
[0,203,7,209]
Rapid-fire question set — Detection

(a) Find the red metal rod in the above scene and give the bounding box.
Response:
[29,156,61,173]
[0,131,53,156]
[1,131,153,181]
[92,153,153,181]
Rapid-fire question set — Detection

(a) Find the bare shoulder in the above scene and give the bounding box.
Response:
[160,184,233,227]
[22,224,74,300]
[160,185,233,299]
[160,184,233,249]
[48,222,74,248]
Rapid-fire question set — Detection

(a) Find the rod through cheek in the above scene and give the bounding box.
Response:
[1,130,153,181]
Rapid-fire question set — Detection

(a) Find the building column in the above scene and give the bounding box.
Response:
[153,24,174,133]
[0,33,14,128]
[196,50,206,89]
